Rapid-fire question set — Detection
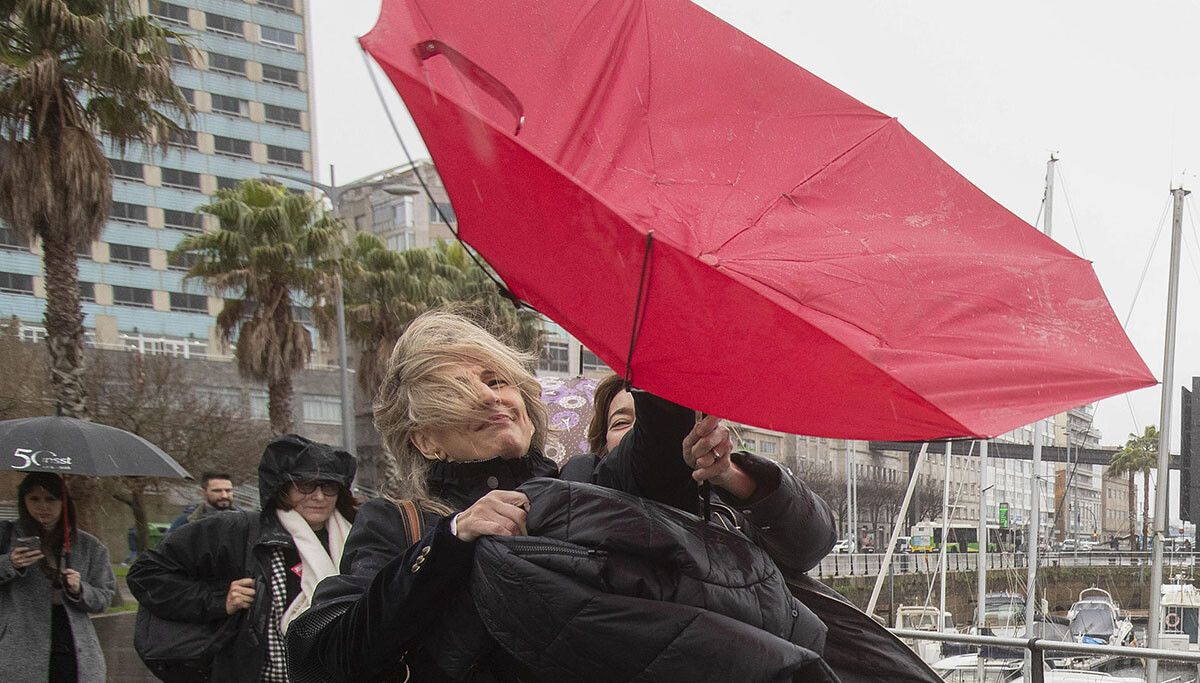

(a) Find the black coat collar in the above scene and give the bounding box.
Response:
[427,450,559,510]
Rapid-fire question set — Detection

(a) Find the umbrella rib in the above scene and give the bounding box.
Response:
[711,117,897,253]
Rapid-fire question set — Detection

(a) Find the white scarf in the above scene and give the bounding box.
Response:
[275,507,351,633]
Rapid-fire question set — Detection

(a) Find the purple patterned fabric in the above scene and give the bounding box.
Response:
[538,376,599,465]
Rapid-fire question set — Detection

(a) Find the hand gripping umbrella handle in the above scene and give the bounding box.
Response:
[415,39,526,136]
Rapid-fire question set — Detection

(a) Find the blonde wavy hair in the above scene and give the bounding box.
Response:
[374,311,547,515]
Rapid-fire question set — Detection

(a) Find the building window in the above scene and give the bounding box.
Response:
[260,26,298,50]
[0,272,33,294]
[169,292,208,313]
[205,12,243,37]
[259,0,295,12]
[249,390,269,421]
[353,215,365,230]
[760,440,779,455]
[303,396,342,425]
[164,209,202,232]
[112,285,154,308]
[538,341,569,373]
[109,202,148,224]
[261,63,300,87]
[386,232,415,251]
[167,250,200,271]
[178,87,194,105]
[79,282,95,303]
[109,158,143,182]
[76,240,92,259]
[210,93,249,118]
[161,167,201,190]
[216,176,240,191]
[264,103,302,128]
[213,135,252,158]
[208,52,246,77]
[267,145,304,168]
[580,349,608,373]
[108,243,151,266]
[393,196,414,227]
[149,0,189,24]
[428,201,456,224]
[166,128,197,149]
[0,225,25,251]
[168,42,191,66]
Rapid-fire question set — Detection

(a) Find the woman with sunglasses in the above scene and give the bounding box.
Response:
[129,435,357,683]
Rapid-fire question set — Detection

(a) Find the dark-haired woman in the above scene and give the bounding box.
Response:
[0,472,116,683]
[128,435,357,683]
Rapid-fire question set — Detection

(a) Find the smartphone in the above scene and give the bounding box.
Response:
[13,535,40,550]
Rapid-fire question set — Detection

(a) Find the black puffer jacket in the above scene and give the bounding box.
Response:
[287,395,839,682]
[466,478,837,682]
[129,435,356,683]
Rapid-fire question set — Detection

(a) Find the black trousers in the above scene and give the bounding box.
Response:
[49,604,78,683]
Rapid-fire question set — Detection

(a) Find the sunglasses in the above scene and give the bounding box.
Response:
[290,479,340,496]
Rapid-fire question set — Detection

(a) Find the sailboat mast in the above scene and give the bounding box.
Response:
[1025,155,1055,671]
[939,440,952,630]
[1147,185,1189,681]
[976,438,989,681]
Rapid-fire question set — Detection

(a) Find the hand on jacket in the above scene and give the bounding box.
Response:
[683,415,756,499]
[62,568,82,596]
[225,577,256,614]
[454,491,529,542]
[8,547,44,569]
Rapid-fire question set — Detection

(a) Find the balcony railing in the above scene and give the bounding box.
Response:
[16,324,338,370]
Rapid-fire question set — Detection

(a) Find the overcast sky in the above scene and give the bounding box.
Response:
[308,1,1200,454]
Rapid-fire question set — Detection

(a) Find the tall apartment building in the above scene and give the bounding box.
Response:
[0,0,346,446]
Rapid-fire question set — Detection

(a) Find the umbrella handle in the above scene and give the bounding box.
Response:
[414,39,525,136]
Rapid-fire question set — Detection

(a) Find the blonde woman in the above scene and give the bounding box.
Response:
[284,310,848,682]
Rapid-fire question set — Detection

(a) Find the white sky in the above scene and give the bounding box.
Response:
[308,1,1200,453]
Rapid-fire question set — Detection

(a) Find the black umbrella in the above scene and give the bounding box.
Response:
[0,416,190,478]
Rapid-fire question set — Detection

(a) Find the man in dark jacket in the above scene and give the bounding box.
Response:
[129,436,356,683]
[166,472,238,533]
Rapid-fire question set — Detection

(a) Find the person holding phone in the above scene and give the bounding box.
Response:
[0,472,116,683]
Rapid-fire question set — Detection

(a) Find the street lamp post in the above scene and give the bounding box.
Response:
[264,166,419,461]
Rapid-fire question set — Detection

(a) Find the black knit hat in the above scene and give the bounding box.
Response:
[257,434,356,509]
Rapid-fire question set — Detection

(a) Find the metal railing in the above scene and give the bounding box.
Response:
[813,551,1196,579]
[891,627,1200,683]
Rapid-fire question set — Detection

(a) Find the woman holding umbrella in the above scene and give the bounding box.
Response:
[0,472,116,683]
[286,311,839,681]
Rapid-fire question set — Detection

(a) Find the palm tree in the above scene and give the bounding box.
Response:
[1108,425,1159,550]
[175,180,341,434]
[433,240,544,354]
[341,237,544,401]
[0,0,190,417]
[341,232,452,396]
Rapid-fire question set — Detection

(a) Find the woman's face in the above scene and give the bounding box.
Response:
[604,390,635,455]
[284,482,338,530]
[416,363,535,462]
[24,486,63,530]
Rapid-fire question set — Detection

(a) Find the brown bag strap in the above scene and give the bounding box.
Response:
[396,500,424,547]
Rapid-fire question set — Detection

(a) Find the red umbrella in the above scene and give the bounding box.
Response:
[361,0,1154,440]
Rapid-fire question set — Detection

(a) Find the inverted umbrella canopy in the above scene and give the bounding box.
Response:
[362,0,1155,440]
[0,417,190,478]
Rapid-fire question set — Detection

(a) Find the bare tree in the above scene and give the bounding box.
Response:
[86,352,270,549]
[0,317,52,419]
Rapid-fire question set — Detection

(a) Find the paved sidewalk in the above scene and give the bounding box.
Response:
[93,611,157,682]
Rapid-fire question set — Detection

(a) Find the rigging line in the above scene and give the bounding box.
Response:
[1184,197,1200,290]
[1055,165,1088,258]
[357,47,521,307]
[1122,197,1171,329]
